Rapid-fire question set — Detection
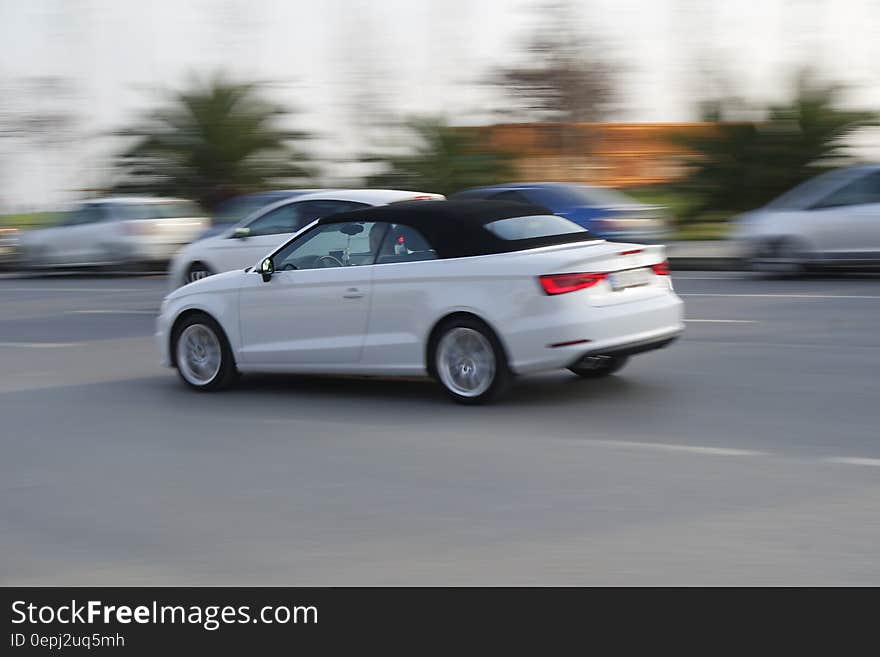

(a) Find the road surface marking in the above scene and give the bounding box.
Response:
[65,309,156,315]
[0,341,76,348]
[825,456,880,467]
[681,293,880,300]
[685,319,757,324]
[590,440,767,457]
[0,287,149,293]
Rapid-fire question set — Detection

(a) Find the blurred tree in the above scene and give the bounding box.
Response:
[364,118,514,196]
[112,77,311,210]
[677,74,877,217]
[488,1,617,124]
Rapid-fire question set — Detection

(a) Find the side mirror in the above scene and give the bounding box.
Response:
[260,257,274,282]
[233,226,250,239]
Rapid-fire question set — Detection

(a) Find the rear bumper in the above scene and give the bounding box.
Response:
[570,331,681,366]
[507,290,684,374]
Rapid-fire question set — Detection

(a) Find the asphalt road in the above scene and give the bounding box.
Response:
[2,270,879,585]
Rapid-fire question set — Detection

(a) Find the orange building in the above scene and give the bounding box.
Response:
[475,122,718,188]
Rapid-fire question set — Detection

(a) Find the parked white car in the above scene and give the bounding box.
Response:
[157,200,683,403]
[168,189,444,288]
[732,165,880,271]
[19,197,209,269]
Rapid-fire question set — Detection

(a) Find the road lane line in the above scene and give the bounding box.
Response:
[681,293,880,299]
[685,319,757,324]
[65,309,156,315]
[589,440,767,457]
[0,341,76,348]
[0,287,151,293]
[824,456,880,467]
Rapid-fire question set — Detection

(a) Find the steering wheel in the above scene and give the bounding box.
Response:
[315,255,344,268]
[281,262,298,271]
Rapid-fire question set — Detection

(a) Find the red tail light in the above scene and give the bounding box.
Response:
[539,272,607,295]
[651,260,670,276]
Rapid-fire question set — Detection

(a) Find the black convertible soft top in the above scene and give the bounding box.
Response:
[318,199,596,259]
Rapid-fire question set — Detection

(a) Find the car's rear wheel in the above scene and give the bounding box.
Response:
[568,354,629,378]
[430,317,511,404]
[185,262,213,284]
[173,313,237,391]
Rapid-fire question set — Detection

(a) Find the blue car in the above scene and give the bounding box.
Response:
[451,182,670,242]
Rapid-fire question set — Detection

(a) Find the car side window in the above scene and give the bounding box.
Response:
[245,200,369,237]
[375,224,438,264]
[245,203,303,237]
[59,208,86,226]
[273,221,389,270]
[489,190,532,204]
[813,172,880,209]
[64,205,104,225]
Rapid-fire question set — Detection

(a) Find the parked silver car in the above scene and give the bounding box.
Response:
[732,165,880,271]
[18,197,209,269]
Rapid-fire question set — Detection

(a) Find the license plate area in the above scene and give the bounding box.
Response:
[608,267,652,291]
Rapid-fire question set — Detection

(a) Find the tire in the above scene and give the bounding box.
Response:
[172,312,238,391]
[750,238,806,275]
[568,354,629,378]
[429,316,512,404]
[185,262,214,285]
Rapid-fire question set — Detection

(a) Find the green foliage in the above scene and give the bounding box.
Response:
[365,118,515,197]
[0,212,60,230]
[677,76,877,217]
[112,77,311,209]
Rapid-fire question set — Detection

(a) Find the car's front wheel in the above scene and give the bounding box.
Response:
[430,317,511,404]
[568,354,629,378]
[185,262,214,284]
[750,238,807,275]
[173,313,237,391]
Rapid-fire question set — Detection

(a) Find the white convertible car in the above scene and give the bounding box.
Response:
[168,189,443,288]
[157,200,684,403]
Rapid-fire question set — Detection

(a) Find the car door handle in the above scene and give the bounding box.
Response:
[343,287,364,299]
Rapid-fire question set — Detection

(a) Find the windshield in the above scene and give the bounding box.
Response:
[764,169,858,210]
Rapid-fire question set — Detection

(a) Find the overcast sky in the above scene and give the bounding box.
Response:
[2,0,880,209]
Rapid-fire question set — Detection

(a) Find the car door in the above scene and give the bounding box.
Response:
[77,203,112,263]
[844,171,880,257]
[361,223,441,371]
[211,199,369,272]
[808,171,880,259]
[54,204,103,264]
[40,209,82,264]
[237,220,387,367]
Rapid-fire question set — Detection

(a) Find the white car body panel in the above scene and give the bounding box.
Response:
[168,189,444,289]
[157,239,683,376]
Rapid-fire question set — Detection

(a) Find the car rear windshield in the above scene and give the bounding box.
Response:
[484,214,589,240]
